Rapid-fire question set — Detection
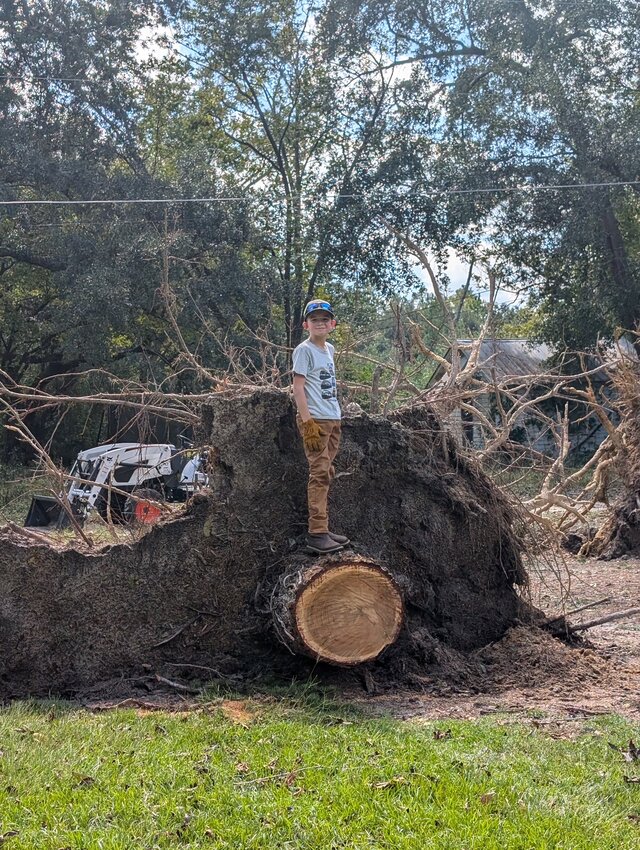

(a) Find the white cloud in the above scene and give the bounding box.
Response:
[412,247,525,305]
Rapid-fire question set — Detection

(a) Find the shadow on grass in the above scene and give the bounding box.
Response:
[0,675,370,725]
[199,674,370,723]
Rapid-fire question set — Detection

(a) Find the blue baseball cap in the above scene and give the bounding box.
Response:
[304,299,335,319]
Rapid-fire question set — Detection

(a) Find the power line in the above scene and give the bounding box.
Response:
[0,76,114,83]
[0,196,249,206]
[407,179,640,196]
[1,180,638,207]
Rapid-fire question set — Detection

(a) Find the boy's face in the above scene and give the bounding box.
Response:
[303,311,336,335]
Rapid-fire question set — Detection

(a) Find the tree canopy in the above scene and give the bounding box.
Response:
[1,0,638,439]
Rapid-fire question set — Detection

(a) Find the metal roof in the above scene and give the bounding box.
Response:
[453,339,553,380]
[427,337,638,387]
[428,337,638,386]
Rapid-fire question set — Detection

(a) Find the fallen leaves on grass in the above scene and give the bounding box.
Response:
[284,770,298,787]
[371,776,407,790]
[609,739,640,763]
[624,740,640,762]
[14,727,41,738]
[235,763,320,790]
[73,775,96,788]
[219,700,255,727]
[433,728,452,740]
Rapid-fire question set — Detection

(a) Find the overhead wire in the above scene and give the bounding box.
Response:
[0,180,638,206]
[1,4,636,210]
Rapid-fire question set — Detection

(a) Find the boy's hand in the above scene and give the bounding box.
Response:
[301,418,323,452]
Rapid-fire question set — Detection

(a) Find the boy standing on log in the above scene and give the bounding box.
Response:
[292,299,350,554]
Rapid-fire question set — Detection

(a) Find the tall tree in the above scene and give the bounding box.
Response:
[445,0,640,350]
[182,1,395,344]
[181,0,508,345]
[0,0,263,388]
[319,1,640,349]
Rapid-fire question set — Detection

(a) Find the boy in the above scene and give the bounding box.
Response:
[292,299,350,554]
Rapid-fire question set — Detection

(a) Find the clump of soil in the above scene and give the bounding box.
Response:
[334,622,608,698]
[361,552,640,721]
[1,388,529,697]
[476,625,607,690]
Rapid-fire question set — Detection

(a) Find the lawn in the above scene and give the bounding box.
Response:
[0,463,43,526]
[0,692,639,849]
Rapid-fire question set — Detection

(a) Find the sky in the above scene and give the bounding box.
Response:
[413,249,525,306]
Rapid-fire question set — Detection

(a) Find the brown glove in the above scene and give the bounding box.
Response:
[301,418,323,452]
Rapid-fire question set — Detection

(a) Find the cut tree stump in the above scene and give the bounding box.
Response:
[271,556,404,665]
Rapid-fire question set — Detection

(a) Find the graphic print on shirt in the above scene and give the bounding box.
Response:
[319,364,337,400]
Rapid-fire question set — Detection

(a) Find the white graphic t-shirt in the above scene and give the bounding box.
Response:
[292,338,341,420]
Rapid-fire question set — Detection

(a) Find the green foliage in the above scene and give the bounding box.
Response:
[437,0,640,348]
[320,0,640,349]
[2,0,639,461]
[497,304,543,340]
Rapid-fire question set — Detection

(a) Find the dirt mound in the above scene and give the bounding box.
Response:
[476,626,607,690]
[334,623,608,697]
[0,388,528,697]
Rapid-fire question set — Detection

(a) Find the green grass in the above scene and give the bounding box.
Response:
[0,695,639,849]
[0,463,45,524]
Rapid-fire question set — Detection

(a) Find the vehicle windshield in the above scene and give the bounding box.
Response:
[77,460,96,480]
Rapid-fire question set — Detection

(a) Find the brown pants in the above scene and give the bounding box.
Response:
[297,417,342,534]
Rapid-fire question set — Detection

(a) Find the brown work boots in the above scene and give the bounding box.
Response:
[305,531,350,554]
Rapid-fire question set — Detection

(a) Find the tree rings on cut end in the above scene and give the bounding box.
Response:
[293,560,403,666]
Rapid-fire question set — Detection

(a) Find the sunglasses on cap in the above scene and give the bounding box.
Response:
[304,300,335,318]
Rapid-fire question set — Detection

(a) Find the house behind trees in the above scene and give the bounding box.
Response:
[431,339,631,458]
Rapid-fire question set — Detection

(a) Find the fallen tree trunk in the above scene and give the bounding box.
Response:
[582,491,640,559]
[0,388,527,696]
[271,555,404,665]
